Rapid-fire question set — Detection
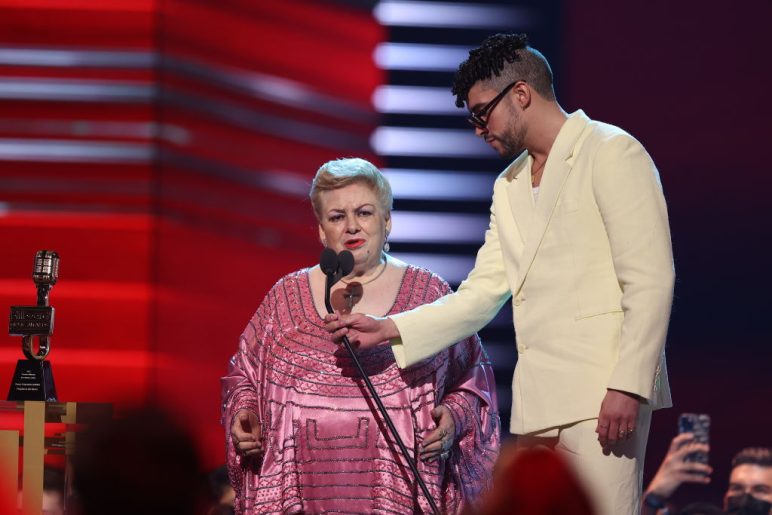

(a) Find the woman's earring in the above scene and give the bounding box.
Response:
[383,240,390,253]
[322,238,327,248]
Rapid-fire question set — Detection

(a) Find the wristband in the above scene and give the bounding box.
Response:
[643,491,668,510]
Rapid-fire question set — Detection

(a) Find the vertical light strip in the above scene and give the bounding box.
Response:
[0,429,19,515]
[22,401,45,515]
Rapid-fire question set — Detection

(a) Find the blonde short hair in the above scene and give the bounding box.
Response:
[309,158,393,219]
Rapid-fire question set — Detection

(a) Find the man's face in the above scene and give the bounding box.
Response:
[467,82,527,160]
[724,464,772,513]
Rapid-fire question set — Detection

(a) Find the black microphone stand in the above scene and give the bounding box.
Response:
[323,266,440,515]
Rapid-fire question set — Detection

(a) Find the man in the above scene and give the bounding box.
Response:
[725,447,772,514]
[326,33,674,514]
[643,440,771,514]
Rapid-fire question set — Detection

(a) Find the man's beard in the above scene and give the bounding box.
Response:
[495,110,526,160]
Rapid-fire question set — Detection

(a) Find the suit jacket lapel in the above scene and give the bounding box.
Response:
[513,110,591,295]
[504,151,532,247]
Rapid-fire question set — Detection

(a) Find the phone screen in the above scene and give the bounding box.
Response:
[678,413,710,470]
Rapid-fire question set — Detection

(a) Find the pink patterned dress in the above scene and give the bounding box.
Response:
[222,266,500,514]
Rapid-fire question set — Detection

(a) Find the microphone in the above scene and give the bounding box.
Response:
[33,250,59,286]
[319,248,355,284]
[319,248,343,314]
[319,248,338,277]
[338,250,354,277]
[316,248,440,515]
[33,250,59,307]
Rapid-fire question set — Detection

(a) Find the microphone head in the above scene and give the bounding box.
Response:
[319,248,338,276]
[33,250,59,286]
[338,250,355,277]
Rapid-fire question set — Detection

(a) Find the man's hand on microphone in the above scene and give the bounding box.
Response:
[324,313,399,350]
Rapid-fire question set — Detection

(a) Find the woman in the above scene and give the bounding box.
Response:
[221,158,499,514]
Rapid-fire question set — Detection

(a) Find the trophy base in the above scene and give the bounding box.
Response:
[7,359,58,402]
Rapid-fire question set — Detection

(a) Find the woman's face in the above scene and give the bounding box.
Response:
[317,182,391,272]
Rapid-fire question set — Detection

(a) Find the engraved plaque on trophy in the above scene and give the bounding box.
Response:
[7,250,59,401]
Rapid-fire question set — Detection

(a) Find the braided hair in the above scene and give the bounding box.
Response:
[451,33,556,108]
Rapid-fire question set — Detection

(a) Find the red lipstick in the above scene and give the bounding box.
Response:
[344,239,365,249]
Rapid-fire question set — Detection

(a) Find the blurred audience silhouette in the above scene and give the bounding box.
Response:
[469,442,595,515]
[71,406,206,515]
[42,467,65,515]
[206,465,234,515]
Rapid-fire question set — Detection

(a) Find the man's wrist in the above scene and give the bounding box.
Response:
[382,317,400,340]
[643,490,669,510]
[607,388,646,405]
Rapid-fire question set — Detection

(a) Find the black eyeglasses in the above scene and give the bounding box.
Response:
[467,81,520,130]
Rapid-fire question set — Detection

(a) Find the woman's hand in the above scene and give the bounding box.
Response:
[231,409,263,459]
[420,405,455,463]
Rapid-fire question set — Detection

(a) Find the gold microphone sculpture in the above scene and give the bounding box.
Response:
[7,250,59,401]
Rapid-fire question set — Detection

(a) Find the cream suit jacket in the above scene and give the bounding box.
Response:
[391,110,674,435]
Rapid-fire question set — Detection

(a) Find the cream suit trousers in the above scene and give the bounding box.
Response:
[518,405,652,515]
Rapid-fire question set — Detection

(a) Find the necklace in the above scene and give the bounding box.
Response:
[531,158,546,186]
[340,260,387,286]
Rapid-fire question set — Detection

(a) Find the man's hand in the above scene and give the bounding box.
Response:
[323,313,399,350]
[231,409,263,458]
[420,405,456,463]
[645,433,711,499]
[596,389,641,451]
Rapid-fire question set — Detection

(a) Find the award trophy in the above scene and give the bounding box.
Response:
[7,250,59,401]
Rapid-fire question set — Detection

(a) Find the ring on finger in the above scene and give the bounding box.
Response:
[440,450,450,460]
